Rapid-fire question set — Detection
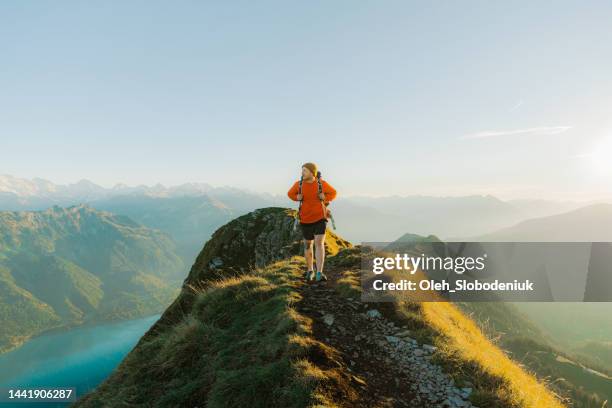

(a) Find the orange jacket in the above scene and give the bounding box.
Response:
[288,178,337,224]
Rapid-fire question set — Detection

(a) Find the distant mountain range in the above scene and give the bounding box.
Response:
[0,174,279,210]
[0,204,185,353]
[0,175,286,265]
[333,195,583,241]
[92,195,235,265]
[0,175,588,244]
[473,203,612,241]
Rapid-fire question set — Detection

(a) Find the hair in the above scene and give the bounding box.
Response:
[302,162,317,178]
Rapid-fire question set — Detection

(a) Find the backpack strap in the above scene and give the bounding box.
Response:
[317,172,336,229]
[316,171,329,220]
[297,176,303,222]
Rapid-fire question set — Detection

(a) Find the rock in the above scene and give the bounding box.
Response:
[183,207,350,287]
[395,329,412,337]
[366,309,382,319]
[423,344,437,352]
[457,399,468,407]
[385,335,401,344]
[210,256,223,268]
[323,314,334,326]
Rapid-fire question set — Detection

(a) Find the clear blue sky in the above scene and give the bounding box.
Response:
[2,1,612,200]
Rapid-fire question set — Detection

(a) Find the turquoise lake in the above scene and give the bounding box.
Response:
[0,314,160,407]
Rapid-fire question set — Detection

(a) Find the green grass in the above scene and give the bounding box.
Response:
[75,257,358,408]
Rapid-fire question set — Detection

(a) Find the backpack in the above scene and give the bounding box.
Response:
[293,171,336,230]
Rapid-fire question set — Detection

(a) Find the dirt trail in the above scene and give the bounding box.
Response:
[295,263,477,408]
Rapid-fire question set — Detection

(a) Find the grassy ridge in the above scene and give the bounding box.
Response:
[78,252,566,407]
[75,257,357,408]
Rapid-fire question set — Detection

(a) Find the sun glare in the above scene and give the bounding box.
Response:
[584,136,612,177]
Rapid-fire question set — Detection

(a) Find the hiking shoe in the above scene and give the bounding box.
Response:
[304,270,314,281]
[315,271,327,282]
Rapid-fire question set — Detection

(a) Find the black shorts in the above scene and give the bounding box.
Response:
[300,218,327,240]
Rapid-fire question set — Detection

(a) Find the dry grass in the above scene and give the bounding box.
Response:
[405,301,566,407]
[330,247,566,408]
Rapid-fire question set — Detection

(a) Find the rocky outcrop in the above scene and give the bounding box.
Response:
[183,207,350,285]
[141,207,350,335]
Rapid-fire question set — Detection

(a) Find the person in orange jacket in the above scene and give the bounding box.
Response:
[288,162,337,281]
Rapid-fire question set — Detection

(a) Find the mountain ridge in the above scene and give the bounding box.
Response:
[75,207,565,408]
[473,203,612,241]
[0,205,185,353]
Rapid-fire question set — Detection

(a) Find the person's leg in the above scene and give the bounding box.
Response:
[304,239,314,272]
[314,233,325,274]
[301,222,315,280]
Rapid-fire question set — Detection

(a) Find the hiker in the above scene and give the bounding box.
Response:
[287,162,337,281]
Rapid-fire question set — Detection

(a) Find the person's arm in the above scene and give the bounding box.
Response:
[287,181,299,201]
[322,180,337,203]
